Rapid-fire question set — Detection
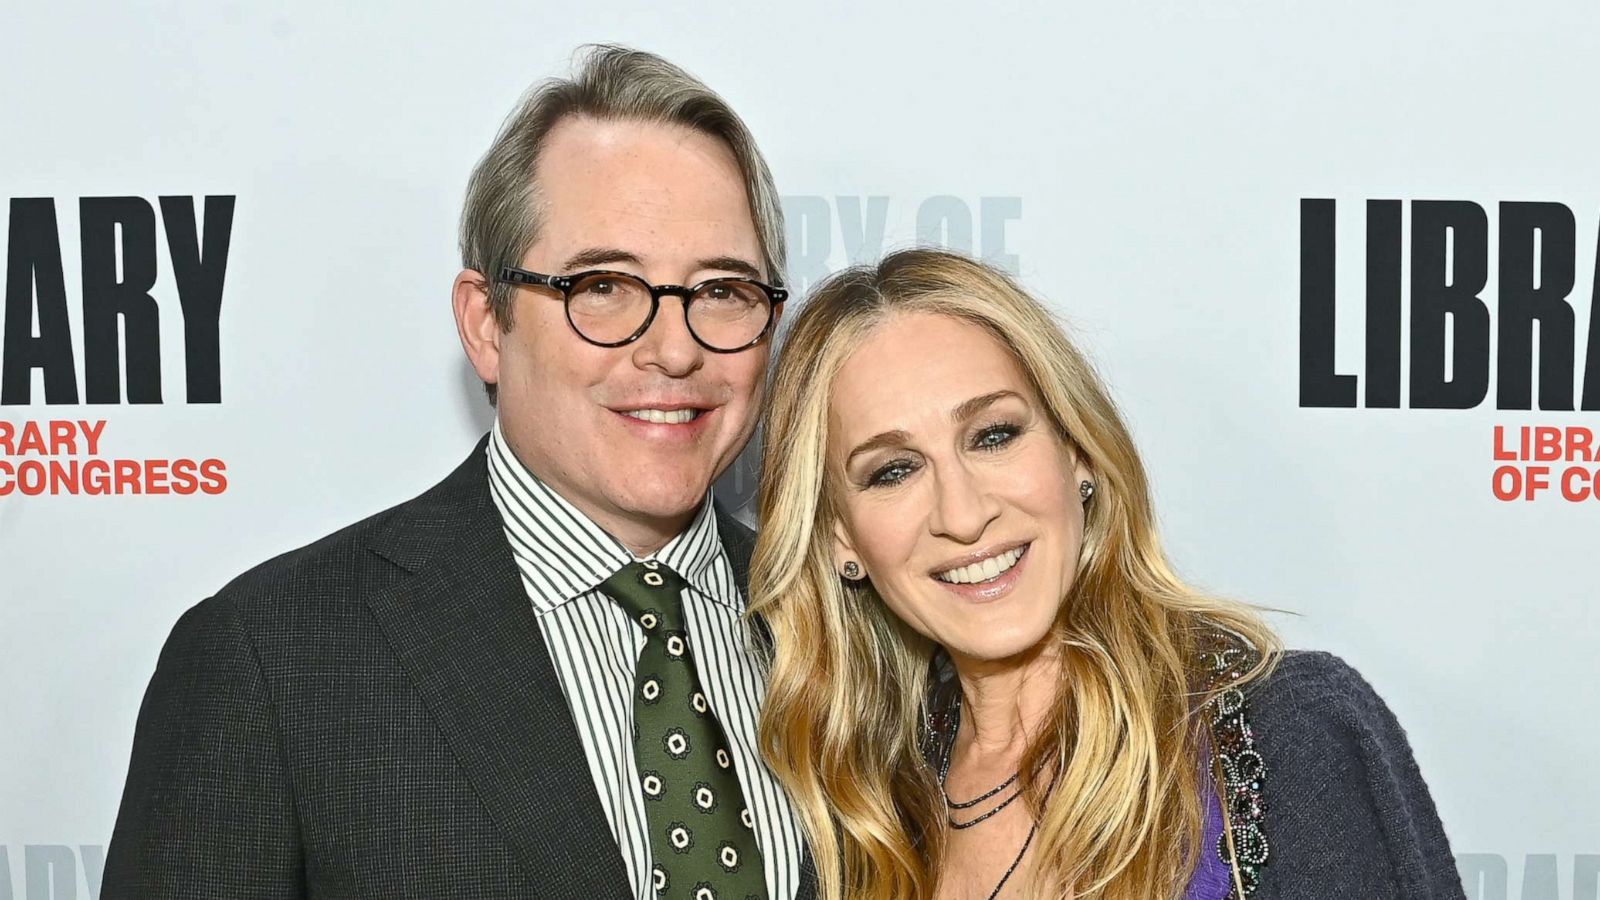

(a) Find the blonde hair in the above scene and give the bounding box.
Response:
[750,249,1279,900]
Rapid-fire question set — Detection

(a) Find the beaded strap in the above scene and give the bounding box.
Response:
[1201,637,1271,899]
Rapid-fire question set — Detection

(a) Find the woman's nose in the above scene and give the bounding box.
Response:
[927,461,1000,543]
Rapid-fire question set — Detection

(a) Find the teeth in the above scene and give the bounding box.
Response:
[623,408,697,425]
[935,546,1025,585]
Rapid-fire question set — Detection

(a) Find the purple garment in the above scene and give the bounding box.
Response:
[1183,759,1234,900]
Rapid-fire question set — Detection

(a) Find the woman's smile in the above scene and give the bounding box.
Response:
[930,541,1032,603]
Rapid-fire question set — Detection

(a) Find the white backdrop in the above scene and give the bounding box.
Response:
[2,3,1596,898]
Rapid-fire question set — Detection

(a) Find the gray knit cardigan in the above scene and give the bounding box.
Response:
[1239,650,1466,899]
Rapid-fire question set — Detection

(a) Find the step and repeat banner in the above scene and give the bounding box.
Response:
[3,3,1595,898]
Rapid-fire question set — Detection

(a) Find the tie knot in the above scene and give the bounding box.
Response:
[599,560,688,631]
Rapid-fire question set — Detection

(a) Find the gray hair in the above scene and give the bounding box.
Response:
[460,45,787,388]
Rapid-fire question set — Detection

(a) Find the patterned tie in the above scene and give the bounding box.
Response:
[598,559,769,900]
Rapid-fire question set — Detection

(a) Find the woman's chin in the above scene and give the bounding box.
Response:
[944,628,1058,669]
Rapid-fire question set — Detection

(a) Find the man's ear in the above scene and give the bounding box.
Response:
[454,269,501,387]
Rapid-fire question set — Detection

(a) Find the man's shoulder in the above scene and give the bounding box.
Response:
[211,501,403,604]
[192,440,492,630]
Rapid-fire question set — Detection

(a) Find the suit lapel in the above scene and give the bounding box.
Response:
[364,441,631,898]
[796,855,819,900]
[712,502,755,585]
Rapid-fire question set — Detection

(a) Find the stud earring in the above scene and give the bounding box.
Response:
[1080,480,1095,503]
[842,561,861,580]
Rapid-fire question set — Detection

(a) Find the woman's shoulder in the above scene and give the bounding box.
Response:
[1244,649,1423,760]
[1240,649,1466,899]
[1248,649,1388,720]
[1244,648,1425,807]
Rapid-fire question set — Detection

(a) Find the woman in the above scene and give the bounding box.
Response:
[749,249,1463,899]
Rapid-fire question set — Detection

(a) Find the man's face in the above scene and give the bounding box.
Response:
[487,117,771,550]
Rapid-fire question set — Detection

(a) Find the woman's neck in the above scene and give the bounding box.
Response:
[949,639,1062,764]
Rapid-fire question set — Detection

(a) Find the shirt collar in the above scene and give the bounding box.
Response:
[485,419,738,615]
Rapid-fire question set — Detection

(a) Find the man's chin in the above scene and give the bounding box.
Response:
[611,477,712,524]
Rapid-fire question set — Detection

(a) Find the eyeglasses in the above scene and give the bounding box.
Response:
[497,266,787,353]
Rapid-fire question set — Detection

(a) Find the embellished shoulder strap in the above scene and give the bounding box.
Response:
[1200,634,1271,899]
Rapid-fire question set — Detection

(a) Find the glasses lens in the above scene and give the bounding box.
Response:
[566,273,653,344]
[687,281,772,350]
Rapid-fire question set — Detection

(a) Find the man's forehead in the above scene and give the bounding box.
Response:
[528,117,761,272]
[534,117,746,206]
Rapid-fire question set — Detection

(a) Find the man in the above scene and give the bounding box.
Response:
[104,46,813,899]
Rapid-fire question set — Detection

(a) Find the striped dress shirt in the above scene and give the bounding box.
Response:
[485,421,804,900]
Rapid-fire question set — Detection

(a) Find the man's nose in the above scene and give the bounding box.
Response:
[630,291,705,377]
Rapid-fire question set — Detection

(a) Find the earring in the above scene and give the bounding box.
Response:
[842,561,861,580]
[1080,480,1095,503]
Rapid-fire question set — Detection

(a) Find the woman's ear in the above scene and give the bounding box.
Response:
[1063,442,1094,493]
[1073,459,1094,492]
[832,516,861,576]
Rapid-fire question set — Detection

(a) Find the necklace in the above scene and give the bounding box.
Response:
[985,822,1038,900]
[943,771,1019,809]
[936,692,1038,898]
[936,695,1026,828]
[946,787,1024,829]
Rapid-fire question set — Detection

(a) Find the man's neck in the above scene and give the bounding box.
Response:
[596,508,695,559]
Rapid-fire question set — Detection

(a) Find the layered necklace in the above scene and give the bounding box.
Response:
[936,692,1040,900]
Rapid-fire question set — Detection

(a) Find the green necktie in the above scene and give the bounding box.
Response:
[599,559,769,900]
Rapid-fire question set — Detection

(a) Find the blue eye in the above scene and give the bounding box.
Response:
[867,459,916,487]
[974,423,1021,450]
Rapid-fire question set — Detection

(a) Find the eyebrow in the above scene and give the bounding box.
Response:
[559,248,763,281]
[843,429,912,469]
[696,255,763,280]
[842,390,1025,468]
[951,390,1023,423]
[561,247,644,272]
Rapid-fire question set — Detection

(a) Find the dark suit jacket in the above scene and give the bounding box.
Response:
[104,438,818,899]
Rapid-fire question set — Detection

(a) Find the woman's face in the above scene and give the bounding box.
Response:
[827,311,1092,665]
